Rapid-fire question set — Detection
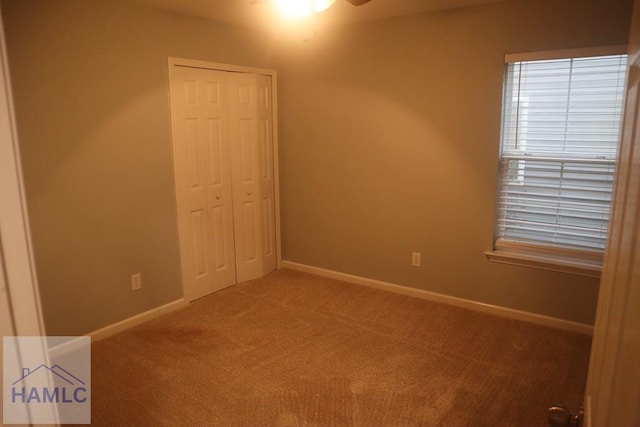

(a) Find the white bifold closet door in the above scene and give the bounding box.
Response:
[170,66,276,302]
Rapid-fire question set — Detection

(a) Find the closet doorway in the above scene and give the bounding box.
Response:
[168,58,280,302]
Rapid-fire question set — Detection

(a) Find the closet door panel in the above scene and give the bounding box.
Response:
[170,67,237,302]
[229,73,276,282]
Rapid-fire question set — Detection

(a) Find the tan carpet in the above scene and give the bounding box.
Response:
[87,269,590,426]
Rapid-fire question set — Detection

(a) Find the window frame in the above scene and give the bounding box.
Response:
[486,45,628,278]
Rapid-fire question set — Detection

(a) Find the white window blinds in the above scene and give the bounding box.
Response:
[497,53,627,254]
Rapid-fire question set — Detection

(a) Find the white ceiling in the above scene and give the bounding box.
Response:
[127,0,511,32]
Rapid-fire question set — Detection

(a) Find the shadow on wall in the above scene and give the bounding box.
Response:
[273,0,631,324]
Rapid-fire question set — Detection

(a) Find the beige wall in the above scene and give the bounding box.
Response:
[1,0,276,335]
[275,0,633,324]
[1,0,633,335]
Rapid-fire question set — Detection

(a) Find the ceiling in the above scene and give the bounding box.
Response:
[127,0,511,32]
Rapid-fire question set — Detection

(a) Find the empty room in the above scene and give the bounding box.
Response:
[1,0,639,426]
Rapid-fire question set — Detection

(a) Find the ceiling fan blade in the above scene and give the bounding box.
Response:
[344,0,372,5]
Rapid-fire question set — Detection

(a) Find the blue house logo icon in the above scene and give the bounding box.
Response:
[11,364,88,404]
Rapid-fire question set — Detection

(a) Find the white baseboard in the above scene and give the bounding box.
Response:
[47,299,187,357]
[48,336,90,360]
[88,298,187,342]
[281,261,593,335]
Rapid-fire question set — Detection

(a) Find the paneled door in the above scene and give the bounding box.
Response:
[169,64,277,302]
[170,66,237,302]
[228,73,277,283]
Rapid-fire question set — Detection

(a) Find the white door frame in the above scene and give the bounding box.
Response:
[584,4,640,424]
[167,57,282,298]
[0,7,55,426]
[0,5,46,341]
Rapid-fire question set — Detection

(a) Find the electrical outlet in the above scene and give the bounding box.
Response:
[411,252,421,267]
[131,273,142,291]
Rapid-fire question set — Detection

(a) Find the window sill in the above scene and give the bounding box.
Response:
[485,250,601,278]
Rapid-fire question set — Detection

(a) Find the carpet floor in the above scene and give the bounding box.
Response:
[87,269,591,426]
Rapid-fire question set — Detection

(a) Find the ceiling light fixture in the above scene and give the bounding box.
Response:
[275,0,336,17]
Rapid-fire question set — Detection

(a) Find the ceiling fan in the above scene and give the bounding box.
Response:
[254,0,372,18]
[343,0,371,5]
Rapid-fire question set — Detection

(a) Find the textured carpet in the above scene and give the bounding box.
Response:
[87,269,591,426]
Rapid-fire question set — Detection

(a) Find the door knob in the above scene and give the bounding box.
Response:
[215,195,221,200]
[548,405,571,426]
[548,404,583,426]
[247,191,252,196]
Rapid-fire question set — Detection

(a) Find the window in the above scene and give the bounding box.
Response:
[488,48,628,276]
